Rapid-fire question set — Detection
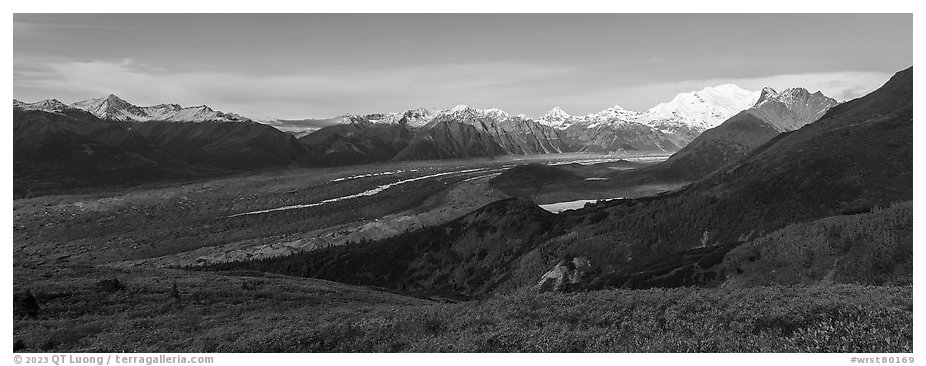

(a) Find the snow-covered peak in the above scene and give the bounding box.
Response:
[400,108,441,127]
[482,108,510,122]
[576,105,645,129]
[313,105,518,129]
[449,104,473,113]
[598,105,635,115]
[747,87,839,131]
[14,98,71,113]
[538,104,644,130]
[538,106,572,128]
[435,104,481,122]
[544,106,570,119]
[70,94,141,120]
[756,87,778,104]
[371,107,442,128]
[69,95,251,123]
[753,87,834,109]
[433,105,511,123]
[643,84,760,130]
[588,105,642,121]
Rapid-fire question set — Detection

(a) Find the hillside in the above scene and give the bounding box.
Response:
[724,201,912,287]
[568,67,912,266]
[295,121,414,166]
[127,121,307,170]
[391,119,509,161]
[12,108,209,197]
[14,265,912,352]
[642,111,782,181]
[203,198,561,299]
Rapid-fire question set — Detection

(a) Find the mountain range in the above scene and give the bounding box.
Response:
[68,94,252,123]
[287,85,767,164]
[12,83,835,194]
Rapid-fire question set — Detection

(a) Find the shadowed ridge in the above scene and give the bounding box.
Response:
[202,197,560,299]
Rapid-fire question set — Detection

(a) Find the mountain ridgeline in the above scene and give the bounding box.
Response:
[12,108,205,197]
[11,80,847,198]
[13,85,784,179]
[13,96,306,196]
[294,106,569,165]
[293,85,764,165]
[14,83,772,194]
[207,67,913,297]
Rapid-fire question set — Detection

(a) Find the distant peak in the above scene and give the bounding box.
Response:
[755,87,834,108]
[35,98,66,105]
[543,106,571,118]
[755,87,779,105]
[645,83,761,129]
[450,104,472,113]
[105,94,127,102]
[780,87,811,95]
[83,94,134,109]
[14,98,71,112]
[66,95,251,122]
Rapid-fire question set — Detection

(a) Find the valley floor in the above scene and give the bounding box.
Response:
[14,153,668,268]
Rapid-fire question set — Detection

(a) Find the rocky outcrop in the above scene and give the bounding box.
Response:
[536,257,592,293]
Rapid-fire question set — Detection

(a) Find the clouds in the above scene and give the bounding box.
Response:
[14,57,896,119]
[13,14,910,119]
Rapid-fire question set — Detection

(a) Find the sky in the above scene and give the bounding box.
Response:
[13,13,913,120]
